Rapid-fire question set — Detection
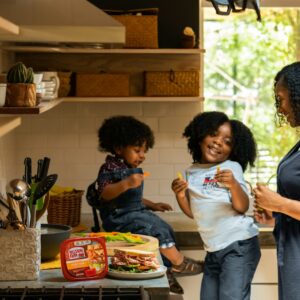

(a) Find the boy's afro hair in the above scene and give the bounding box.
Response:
[183,111,256,171]
[98,115,154,154]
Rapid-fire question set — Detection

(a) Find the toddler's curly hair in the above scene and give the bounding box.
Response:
[183,111,256,171]
[98,116,154,154]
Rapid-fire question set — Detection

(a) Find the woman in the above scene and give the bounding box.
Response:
[254,61,300,300]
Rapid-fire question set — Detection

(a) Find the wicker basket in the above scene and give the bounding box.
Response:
[76,73,130,97]
[58,71,72,97]
[47,190,84,227]
[105,9,158,49]
[145,70,200,96]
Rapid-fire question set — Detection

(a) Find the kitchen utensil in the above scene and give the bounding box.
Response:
[23,157,32,185]
[6,179,31,224]
[36,159,44,182]
[40,157,50,180]
[36,192,50,222]
[30,174,58,228]
[6,179,30,201]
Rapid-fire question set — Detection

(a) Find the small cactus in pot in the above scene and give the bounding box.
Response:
[5,62,36,107]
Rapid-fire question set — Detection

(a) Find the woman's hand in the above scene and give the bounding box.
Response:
[253,204,275,226]
[171,178,188,198]
[214,169,237,189]
[253,184,285,212]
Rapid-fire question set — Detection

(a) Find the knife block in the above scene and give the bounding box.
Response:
[0,228,40,280]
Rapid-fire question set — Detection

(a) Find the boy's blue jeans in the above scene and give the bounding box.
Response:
[200,236,261,300]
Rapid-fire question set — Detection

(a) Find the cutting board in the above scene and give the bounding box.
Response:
[105,234,159,256]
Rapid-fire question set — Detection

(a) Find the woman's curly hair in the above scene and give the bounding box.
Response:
[183,111,256,171]
[98,116,154,154]
[274,61,300,127]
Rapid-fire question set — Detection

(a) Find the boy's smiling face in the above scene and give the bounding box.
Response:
[200,122,233,164]
[116,142,148,168]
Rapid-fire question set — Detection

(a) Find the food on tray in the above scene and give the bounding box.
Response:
[78,232,145,244]
[109,249,160,273]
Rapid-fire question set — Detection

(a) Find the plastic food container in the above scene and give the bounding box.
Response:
[60,237,108,281]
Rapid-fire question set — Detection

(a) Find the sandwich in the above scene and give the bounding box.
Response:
[110,249,160,273]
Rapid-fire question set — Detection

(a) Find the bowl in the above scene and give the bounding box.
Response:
[41,223,72,261]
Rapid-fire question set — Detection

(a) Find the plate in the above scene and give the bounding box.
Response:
[108,265,167,280]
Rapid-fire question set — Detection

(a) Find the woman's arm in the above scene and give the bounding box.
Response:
[254,184,300,221]
[215,169,249,213]
[101,173,143,201]
[171,178,193,218]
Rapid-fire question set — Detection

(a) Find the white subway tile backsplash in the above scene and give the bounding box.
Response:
[159,116,191,133]
[173,102,203,116]
[15,132,47,148]
[144,164,174,179]
[143,103,174,116]
[159,149,190,164]
[143,149,159,164]
[62,149,96,164]
[108,102,143,116]
[31,117,61,133]
[138,117,158,133]
[0,102,202,216]
[143,180,159,195]
[79,133,98,148]
[46,133,79,148]
[159,180,174,195]
[155,133,174,148]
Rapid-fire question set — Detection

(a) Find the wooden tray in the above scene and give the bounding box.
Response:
[105,234,159,256]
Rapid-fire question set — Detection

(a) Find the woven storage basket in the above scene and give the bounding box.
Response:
[58,71,72,97]
[47,190,84,227]
[145,70,200,96]
[76,73,130,97]
[105,9,158,49]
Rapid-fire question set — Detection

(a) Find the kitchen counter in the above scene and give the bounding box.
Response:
[0,264,169,299]
[155,212,276,250]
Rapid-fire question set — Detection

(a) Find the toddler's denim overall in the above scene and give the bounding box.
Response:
[98,167,176,267]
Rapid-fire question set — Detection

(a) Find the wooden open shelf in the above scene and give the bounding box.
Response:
[1,46,205,54]
[0,116,21,137]
[0,96,203,115]
[63,96,204,103]
[0,17,19,35]
[0,98,63,114]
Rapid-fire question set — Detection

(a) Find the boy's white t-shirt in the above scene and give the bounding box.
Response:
[186,160,258,252]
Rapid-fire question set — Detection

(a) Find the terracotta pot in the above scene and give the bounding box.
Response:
[5,83,36,107]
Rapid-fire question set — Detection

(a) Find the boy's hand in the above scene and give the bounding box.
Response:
[214,169,237,189]
[171,178,188,198]
[152,202,173,212]
[126,174,144,188]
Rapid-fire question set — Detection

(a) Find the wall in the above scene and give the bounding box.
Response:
[13,101,202,213]
[0,131,17,194]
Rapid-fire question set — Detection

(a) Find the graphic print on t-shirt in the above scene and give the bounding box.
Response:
[203,174,218,190]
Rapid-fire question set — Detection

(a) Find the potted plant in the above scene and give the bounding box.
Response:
[5,62,36,107]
